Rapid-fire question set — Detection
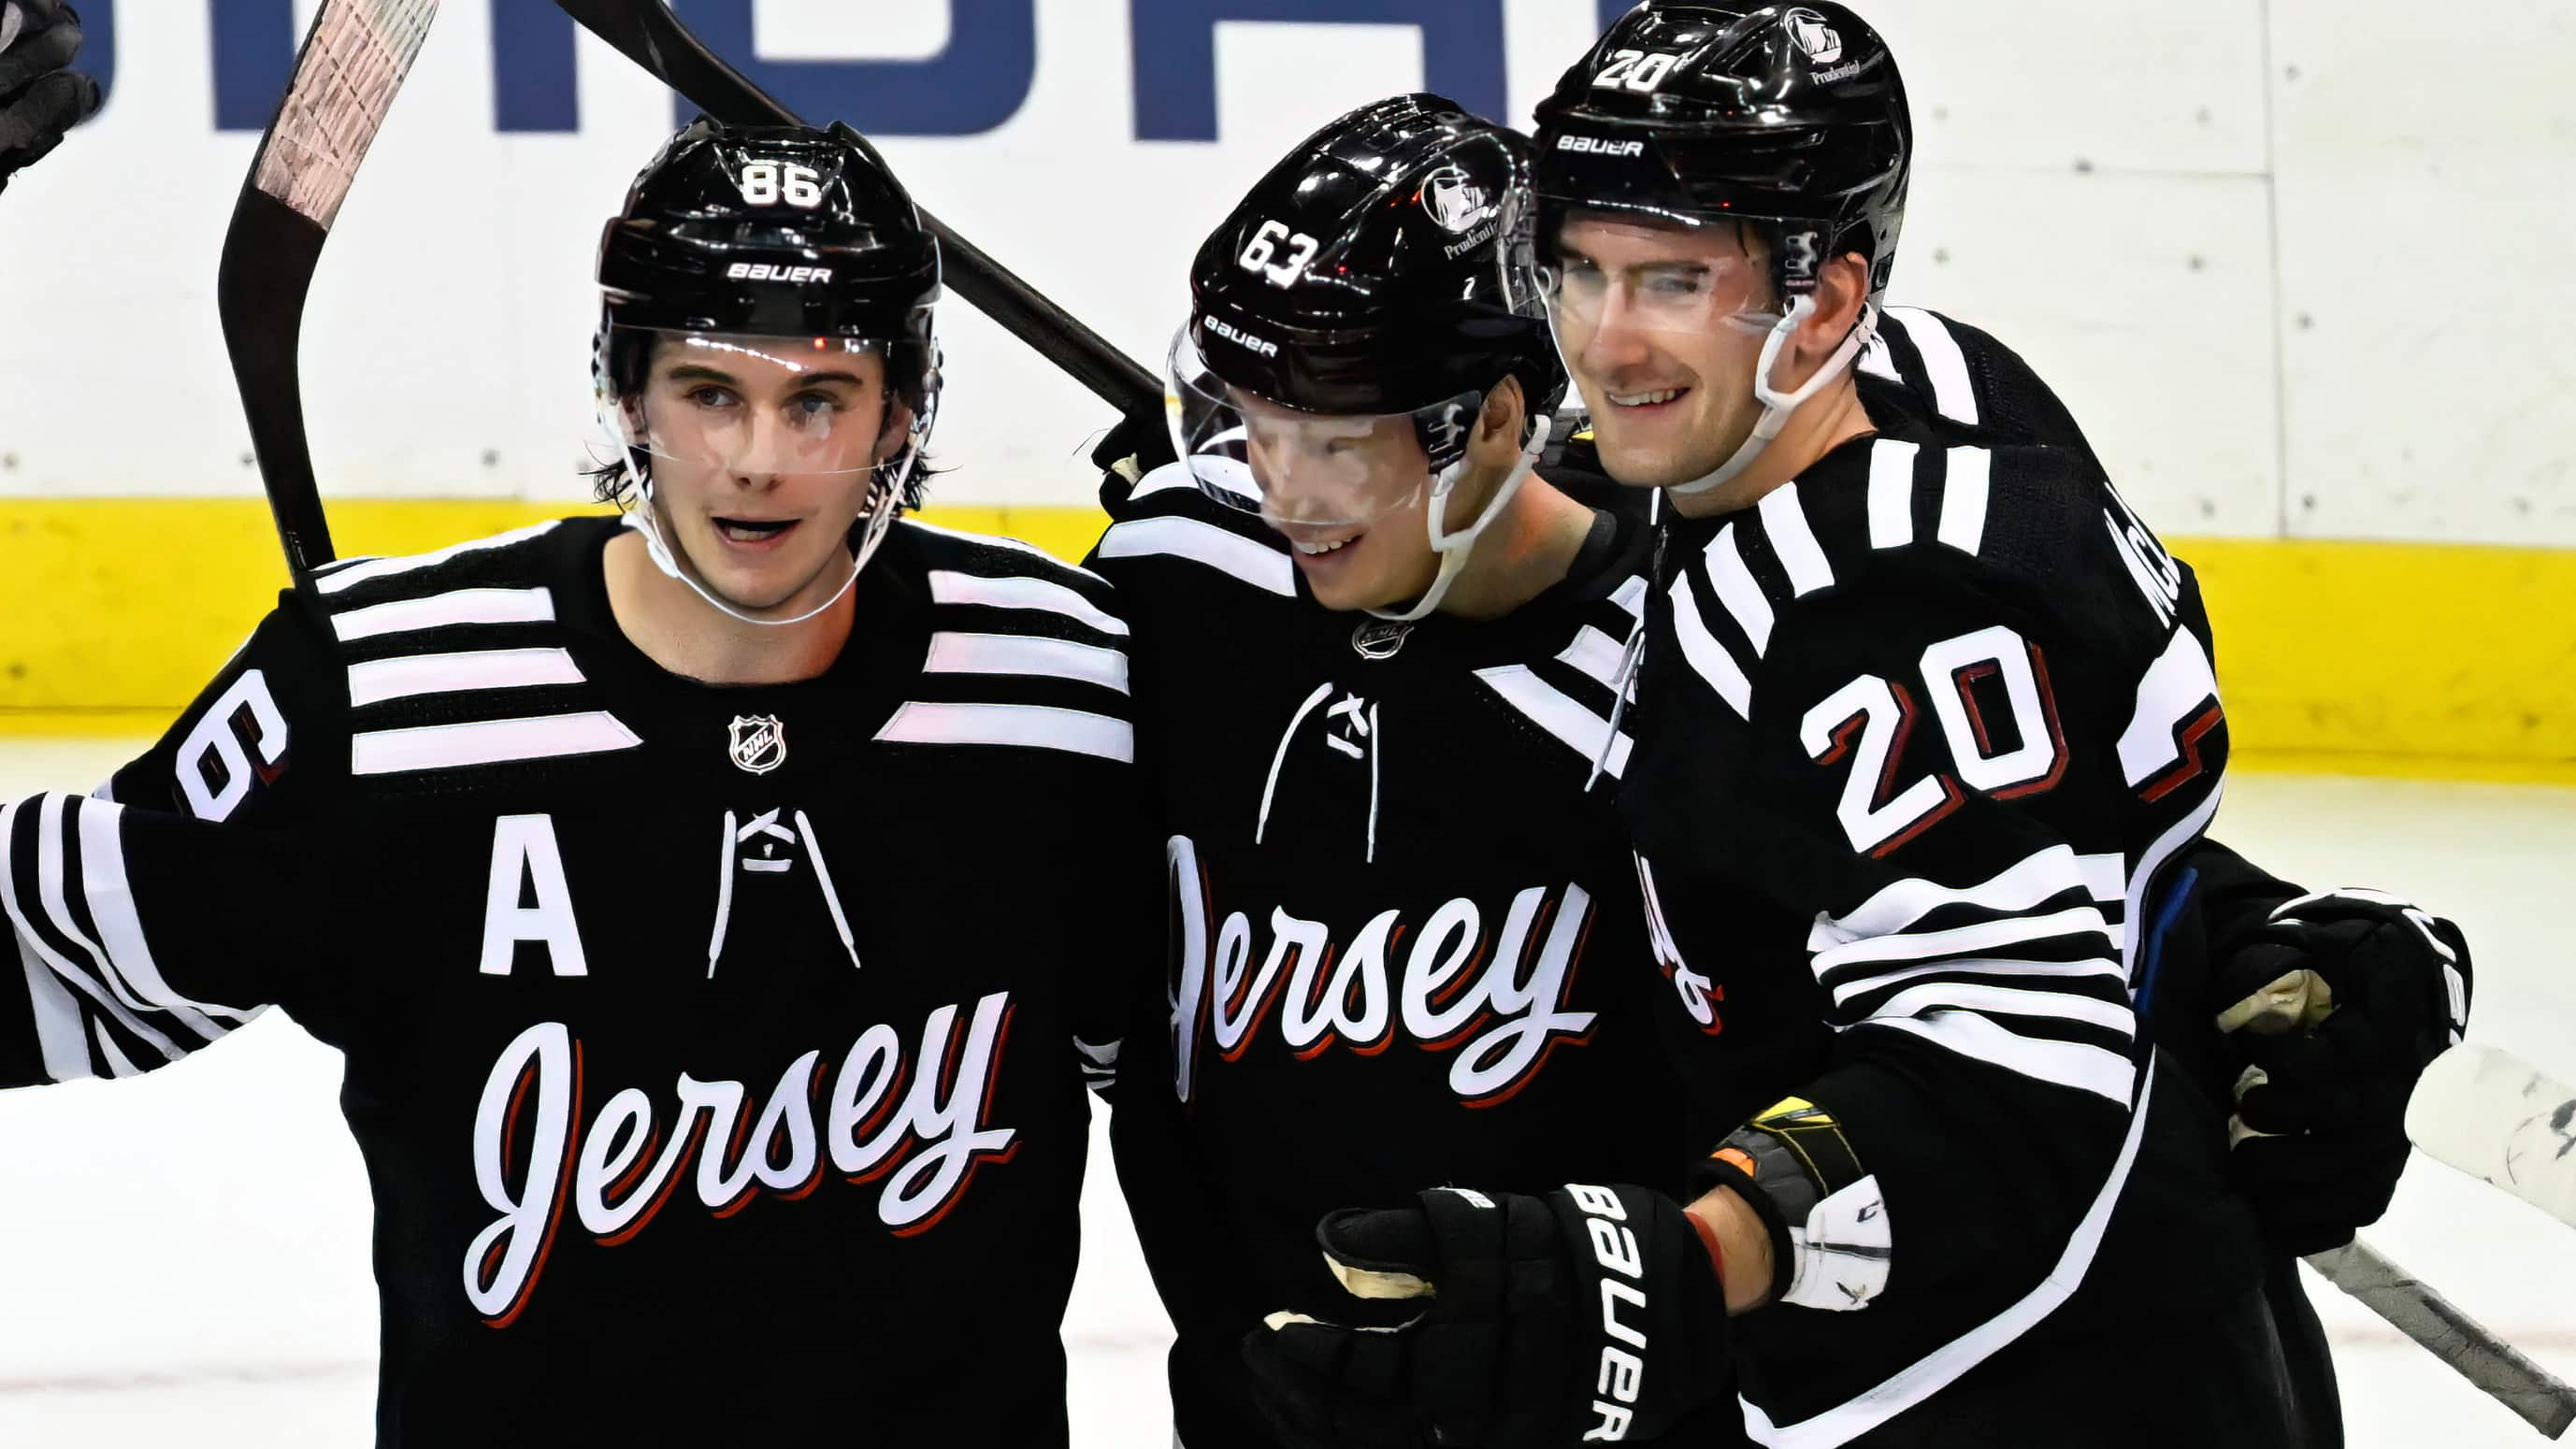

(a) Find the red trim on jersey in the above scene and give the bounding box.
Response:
[1991,644,2070,801]
[2141,702,2225,804]
[485,1040,583,1330]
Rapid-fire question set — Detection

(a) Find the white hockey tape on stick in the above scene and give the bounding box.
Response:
[2407,1042,2576,1231]
[2306,1238,2575,1439]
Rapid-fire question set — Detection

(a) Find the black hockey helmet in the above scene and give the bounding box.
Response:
[1530,2,1910,304]
[1181,93,1565,423]
[598,116,941,349]
[1169,94,1568,622]
[591,119,945,616]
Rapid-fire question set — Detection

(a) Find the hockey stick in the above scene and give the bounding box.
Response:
[216,0,441,587]
[2307,1238,2576,1438]
[2408,1042,2576,1231]
[552,0,1162,432]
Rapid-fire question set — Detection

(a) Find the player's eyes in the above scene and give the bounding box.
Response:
[787,393,842,421]
[1643,270,1705,297]
[684,385,739,409]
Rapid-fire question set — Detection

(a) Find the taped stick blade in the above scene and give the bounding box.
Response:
[2408,1043,2576,1231]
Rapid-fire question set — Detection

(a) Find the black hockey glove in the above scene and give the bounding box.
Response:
[0,0,100,194]
[1089,406,1178,478]
[2213,888,2472,1255]
[1243,1184,1734,1449]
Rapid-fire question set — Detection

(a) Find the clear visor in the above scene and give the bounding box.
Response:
[1164,327,1482,535]
[1501,190,1784,349]
[600,326,920,481]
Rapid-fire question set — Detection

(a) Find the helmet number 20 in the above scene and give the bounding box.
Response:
[1591,49,1679,93]
[1239,219,1320,288]
[740,161,826,209]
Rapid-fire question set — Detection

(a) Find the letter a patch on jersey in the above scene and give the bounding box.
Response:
[480,814,590,977]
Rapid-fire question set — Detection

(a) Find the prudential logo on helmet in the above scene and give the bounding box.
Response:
[1420,165,1497,235]
[1787,8,1845,64]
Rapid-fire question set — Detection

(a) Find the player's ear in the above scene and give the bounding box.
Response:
[873,399,915,464]
[1478,374,1525,442]
[1799,252,1871,352]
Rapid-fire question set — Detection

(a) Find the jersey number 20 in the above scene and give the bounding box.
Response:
[1802,625,2065,856]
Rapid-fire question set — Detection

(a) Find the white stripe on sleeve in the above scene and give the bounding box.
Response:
[346,647,585,708]
[1936,448,1990,556]
[875,701,1135,763]
[1705,526,1777,655]
[1868,980,2136,1038]
[75,799,255,1023]
[331,586,557,643]
[1094,516,1294,596]
[351,711,642,776]
[1889,308,1980,426]
[1472,666,1633,779]
[1867,438,1918,550]
[925,632,1130,694]
[1816,845,2092,940]
[1864,1011,2137,1104]
[1757,487,1835,595]
[17,920,95,1082]
[927,570,1129,637]
[1555,624,1634,695]
[1826,955,2127,1011]
[1668,574,1753,717]
[1811,904,2112,974]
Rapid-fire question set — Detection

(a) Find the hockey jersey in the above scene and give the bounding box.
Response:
[0,514,1152,1446]
[1621,308,2284,1445]
[1089,463,1709,1444]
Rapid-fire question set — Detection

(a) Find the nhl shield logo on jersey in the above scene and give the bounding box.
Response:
[1787,7,1844,64]
[1420,165,1497,235]
[728,715,787,775]
[1351,618,1415,660]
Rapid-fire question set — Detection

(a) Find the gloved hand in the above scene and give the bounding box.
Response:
[1244,1183,1734,1448]
[2213,888,2472,1254]
[0,0,101,194]
[1090,405,1177,479]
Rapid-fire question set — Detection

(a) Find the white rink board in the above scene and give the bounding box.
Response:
[0,1,2570,545]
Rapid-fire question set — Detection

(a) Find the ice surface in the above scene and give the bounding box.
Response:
[0,739,2566,1446]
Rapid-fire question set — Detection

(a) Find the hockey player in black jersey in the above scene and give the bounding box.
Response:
[1,120,1146,1445]
[1092,94,1730,1448]
[1244,6,2474,1448]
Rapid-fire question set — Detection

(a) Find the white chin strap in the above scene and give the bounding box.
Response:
[616,451,899,629]
[1367,413,1553,623]
[1668,298,1878,498]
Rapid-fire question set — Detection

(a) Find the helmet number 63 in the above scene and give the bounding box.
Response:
[1239,219,1320,288]
[741,161,826,209]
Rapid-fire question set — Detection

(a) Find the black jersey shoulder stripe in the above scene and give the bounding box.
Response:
[1879,307,1980,428]
[899,515,1112,593]
[344,646,588,709]
[312,520,566,602]
[1094,512,1294,597]
[1473,664,1632,780]
[1093,461,1294,597]
[872,700,1133,764]
[327,584,558,644]
[889,521,1136,763]
[1470,573,1652,780]
[926,569,1128,639]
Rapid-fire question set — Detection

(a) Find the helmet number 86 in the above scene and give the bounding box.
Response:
[1239,219,1320,288]
[741,161,826,209]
